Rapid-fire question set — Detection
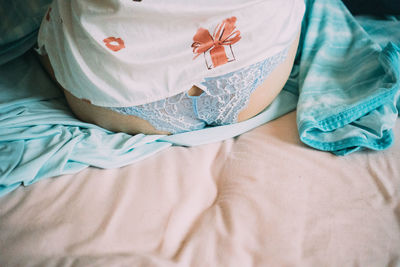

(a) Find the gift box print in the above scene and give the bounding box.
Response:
[192,17,241,70]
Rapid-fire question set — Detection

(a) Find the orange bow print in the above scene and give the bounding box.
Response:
[192,17,241,68]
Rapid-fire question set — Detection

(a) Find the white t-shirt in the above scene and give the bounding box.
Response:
[38,0,305,107]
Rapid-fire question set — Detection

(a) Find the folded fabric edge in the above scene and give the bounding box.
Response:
[297,42,400,155]
[302,128,394,156]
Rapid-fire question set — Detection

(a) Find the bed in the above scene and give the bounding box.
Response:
[1,0,400,266]
[1,111,400,266]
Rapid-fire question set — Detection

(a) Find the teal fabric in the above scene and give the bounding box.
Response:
[1,0,400,196]
[0,0,52,65]
[296,0,400,155]
[356,15,400,47]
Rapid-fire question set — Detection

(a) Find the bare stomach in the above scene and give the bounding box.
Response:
[39,30,300,135]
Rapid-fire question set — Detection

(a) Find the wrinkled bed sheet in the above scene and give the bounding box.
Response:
[1,111,399,266]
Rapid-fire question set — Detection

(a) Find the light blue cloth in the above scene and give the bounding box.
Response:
[1,0,400,196]
[0,51,297,196]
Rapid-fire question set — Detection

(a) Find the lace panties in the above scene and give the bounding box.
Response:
[109,50,288,134]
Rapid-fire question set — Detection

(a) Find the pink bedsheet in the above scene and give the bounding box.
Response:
[1,111,399,266]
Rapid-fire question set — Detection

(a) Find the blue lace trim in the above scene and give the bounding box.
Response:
[109,49,288,134]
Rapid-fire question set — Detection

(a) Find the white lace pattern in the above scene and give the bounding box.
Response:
[110,49,288,134]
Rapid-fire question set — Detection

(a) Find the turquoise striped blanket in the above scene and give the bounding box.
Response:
[0,0,400,196]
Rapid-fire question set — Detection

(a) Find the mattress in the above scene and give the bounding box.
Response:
[1,111,399,266]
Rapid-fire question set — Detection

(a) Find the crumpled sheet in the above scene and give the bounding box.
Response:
[1,0,400,196]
